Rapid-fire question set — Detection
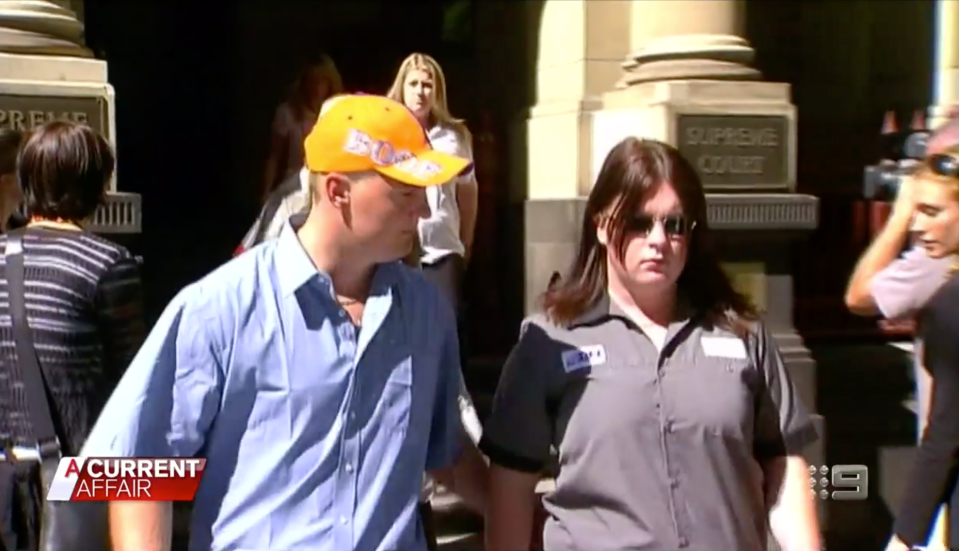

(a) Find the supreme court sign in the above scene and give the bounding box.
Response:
[0,93,106,136]
[676,114,789,191]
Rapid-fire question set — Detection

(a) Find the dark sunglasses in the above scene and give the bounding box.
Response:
[626,214,695,237]
[927,153,959,179]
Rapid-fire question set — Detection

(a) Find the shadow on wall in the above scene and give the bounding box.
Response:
[811,343,916,550]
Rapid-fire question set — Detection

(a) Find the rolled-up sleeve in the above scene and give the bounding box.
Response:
[871,246,952,320]
[752,324,819,460]
[480,318,556,473]
[425,300,464,471]
[82,285,224,458]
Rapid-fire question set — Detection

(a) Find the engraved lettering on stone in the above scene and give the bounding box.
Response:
[0,95,104,135]
[0,108,88,130]
[685,127,778,176]
[676,115,789,189]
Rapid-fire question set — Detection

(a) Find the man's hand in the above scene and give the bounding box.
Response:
[429,442,488,514]
[109,501,172,551]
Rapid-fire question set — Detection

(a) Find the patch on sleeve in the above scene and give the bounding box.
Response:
[560,345,607,373]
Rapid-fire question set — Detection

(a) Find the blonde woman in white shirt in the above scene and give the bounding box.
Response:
[387,53,479,311]
[387,52,483,551]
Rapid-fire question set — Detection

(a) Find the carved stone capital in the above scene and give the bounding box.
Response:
[619,34,761,88]
[0,0,91,58]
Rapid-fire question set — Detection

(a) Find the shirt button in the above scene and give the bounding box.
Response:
[669,478,679,489]
[678,536,689,548]
[339,310,347,318]
[349,411,356,419]
[664,419,674,432]
[339,516,348,525]
[345,463,354,473]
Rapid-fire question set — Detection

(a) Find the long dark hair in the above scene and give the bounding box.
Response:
[0,128,23,176]
[541,137,757,333]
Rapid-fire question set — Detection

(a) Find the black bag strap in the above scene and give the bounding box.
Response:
[6,230,62,460]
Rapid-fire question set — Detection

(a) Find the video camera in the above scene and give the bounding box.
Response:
[863,111,930,200]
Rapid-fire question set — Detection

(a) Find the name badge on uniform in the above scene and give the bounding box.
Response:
[701,337,748,359]
[561,345,607,373]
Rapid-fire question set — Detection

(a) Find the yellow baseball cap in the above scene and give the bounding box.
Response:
[303,94,472,187]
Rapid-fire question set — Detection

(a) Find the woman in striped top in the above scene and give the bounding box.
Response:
[0,121,145,457]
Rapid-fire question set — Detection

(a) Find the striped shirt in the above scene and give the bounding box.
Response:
[0,227,145,454]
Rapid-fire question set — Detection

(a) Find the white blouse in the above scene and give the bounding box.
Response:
[418,123,477,265]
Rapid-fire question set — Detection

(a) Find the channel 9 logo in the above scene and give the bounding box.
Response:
[809,464,869,501]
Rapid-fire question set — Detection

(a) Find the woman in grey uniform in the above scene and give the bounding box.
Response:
[481,138,821,551]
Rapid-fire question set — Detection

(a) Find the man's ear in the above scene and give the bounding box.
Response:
[321,172,352,208]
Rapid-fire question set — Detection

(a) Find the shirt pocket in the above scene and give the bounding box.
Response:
[376,345,414,435]
[683,356,756,439]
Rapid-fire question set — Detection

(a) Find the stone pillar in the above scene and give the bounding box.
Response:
[930,0,959,127]
[620,0,759,86]
[0,0,141,234]
[519,0,631,312]
[0,0,90,57]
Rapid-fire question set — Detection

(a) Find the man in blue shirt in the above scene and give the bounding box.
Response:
[84,94,488,551]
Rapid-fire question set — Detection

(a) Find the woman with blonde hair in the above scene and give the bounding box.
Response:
[387,52,482,551]
[887,147,959,551]
[387,53,478,309]
[261,53,343,202]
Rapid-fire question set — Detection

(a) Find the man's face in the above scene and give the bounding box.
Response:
[345,172,430,262]
[911,177,959,257]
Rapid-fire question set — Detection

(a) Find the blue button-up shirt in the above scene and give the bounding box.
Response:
[83,221,463,551]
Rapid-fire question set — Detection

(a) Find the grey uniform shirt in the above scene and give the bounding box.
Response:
[480,296,817,551]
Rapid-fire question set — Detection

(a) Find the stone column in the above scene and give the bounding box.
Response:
[930,0,959,127]
[0,0,90,57]
[0,0,141,235]
[519,0,632,313]
[620,0,759,86]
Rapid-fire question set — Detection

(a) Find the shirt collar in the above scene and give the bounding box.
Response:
[275,219,328,298]
[298,167,310,191]
[274,218,402,299]
[569,293,613,328]
[571,292,696,329]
